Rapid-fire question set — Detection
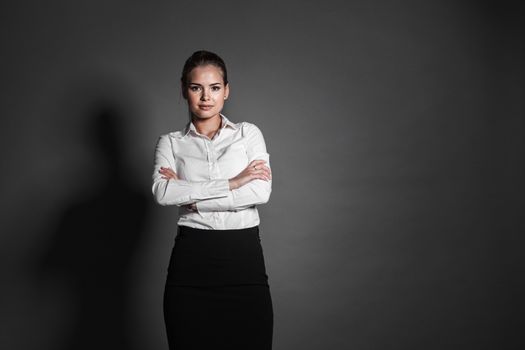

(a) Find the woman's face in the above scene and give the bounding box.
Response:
[184,64,229,121]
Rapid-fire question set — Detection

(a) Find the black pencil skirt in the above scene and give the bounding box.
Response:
[163,225,273,350]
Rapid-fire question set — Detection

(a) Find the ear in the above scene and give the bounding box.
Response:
[224,83,230,100]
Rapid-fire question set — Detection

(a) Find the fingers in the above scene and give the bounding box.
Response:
[159,167,179,180]
[253,173,271,181]
[230,161,272,188]
[248,160,271,174]
[247,160,267,172]
[248,159,267,168]
[259,166,272,180]
[250,165,272,181]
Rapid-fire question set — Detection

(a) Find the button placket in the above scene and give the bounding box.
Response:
[203,139,212,178]
[209,141,215,179]
[210,140,221,224]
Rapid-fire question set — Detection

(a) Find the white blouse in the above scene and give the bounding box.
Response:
[152,113,272,230]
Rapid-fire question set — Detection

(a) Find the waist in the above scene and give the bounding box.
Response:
[177,206,260,230]
[178,224,259,234]
[167,224,268,286]
[174,224,261,251]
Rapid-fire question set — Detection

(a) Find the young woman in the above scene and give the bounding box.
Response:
[152,50,274,349]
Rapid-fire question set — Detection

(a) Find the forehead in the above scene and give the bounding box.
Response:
[189,64,224,83]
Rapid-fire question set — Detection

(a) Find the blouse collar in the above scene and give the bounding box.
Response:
[183,113,238,137]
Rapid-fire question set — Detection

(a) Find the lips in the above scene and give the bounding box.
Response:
[199,105,213,110]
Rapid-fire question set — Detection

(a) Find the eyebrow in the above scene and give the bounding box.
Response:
[189,82,223,86]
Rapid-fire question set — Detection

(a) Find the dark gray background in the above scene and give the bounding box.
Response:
[1,1,523,349]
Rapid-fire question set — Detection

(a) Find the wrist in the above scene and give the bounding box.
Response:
[228,179,238,190]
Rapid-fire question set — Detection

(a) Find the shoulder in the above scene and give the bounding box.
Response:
[239,121,264,137]
[156,130,184,142]
[154,132,179,150]
[239,122,268,151]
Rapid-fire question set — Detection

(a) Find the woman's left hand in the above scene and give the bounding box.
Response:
[159,167,197,212]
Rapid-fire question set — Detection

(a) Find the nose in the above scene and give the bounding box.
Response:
[200,88,210,101]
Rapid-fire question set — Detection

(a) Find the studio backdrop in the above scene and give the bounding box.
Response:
[1,1,523,349]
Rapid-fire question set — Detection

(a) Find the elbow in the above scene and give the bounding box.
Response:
[154,196,169,206]
[152,181,189,206]
[262,190,271,204]
[152,182,172,206]
[152,188,169,206]
[257,186,272,205]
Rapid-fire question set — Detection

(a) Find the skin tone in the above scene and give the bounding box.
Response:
[158,64,271,211]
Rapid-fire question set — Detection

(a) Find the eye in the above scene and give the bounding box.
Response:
[189,86,201,92]
[211,86,221,91]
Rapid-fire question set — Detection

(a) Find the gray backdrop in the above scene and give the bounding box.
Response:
[1,1,523,349]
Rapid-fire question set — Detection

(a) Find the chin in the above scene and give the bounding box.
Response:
[192,109,220,119]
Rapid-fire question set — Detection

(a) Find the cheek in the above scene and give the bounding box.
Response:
[188,95,200,106]
[216,93,226,104]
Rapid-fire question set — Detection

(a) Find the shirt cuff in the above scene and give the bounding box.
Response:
[191,179,230,201]
[195,192,235,212]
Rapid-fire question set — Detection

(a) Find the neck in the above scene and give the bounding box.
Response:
[192,113,222,138]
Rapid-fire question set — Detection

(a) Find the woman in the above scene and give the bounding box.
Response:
[152,50,274,350]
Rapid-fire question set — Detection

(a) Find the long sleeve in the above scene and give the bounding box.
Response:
[195,123,272,212]
[151,134,231,206]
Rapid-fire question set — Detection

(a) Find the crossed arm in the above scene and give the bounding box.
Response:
[151,123,272,212]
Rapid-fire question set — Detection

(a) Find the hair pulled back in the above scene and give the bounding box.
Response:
[181,50,228,99]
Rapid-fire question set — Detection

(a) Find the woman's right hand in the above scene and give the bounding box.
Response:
[159,166,179,180]
[229,160,272,190]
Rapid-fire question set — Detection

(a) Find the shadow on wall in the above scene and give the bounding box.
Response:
[36,84,152,350]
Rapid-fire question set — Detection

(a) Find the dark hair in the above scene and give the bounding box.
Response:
[180,50,228,99]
